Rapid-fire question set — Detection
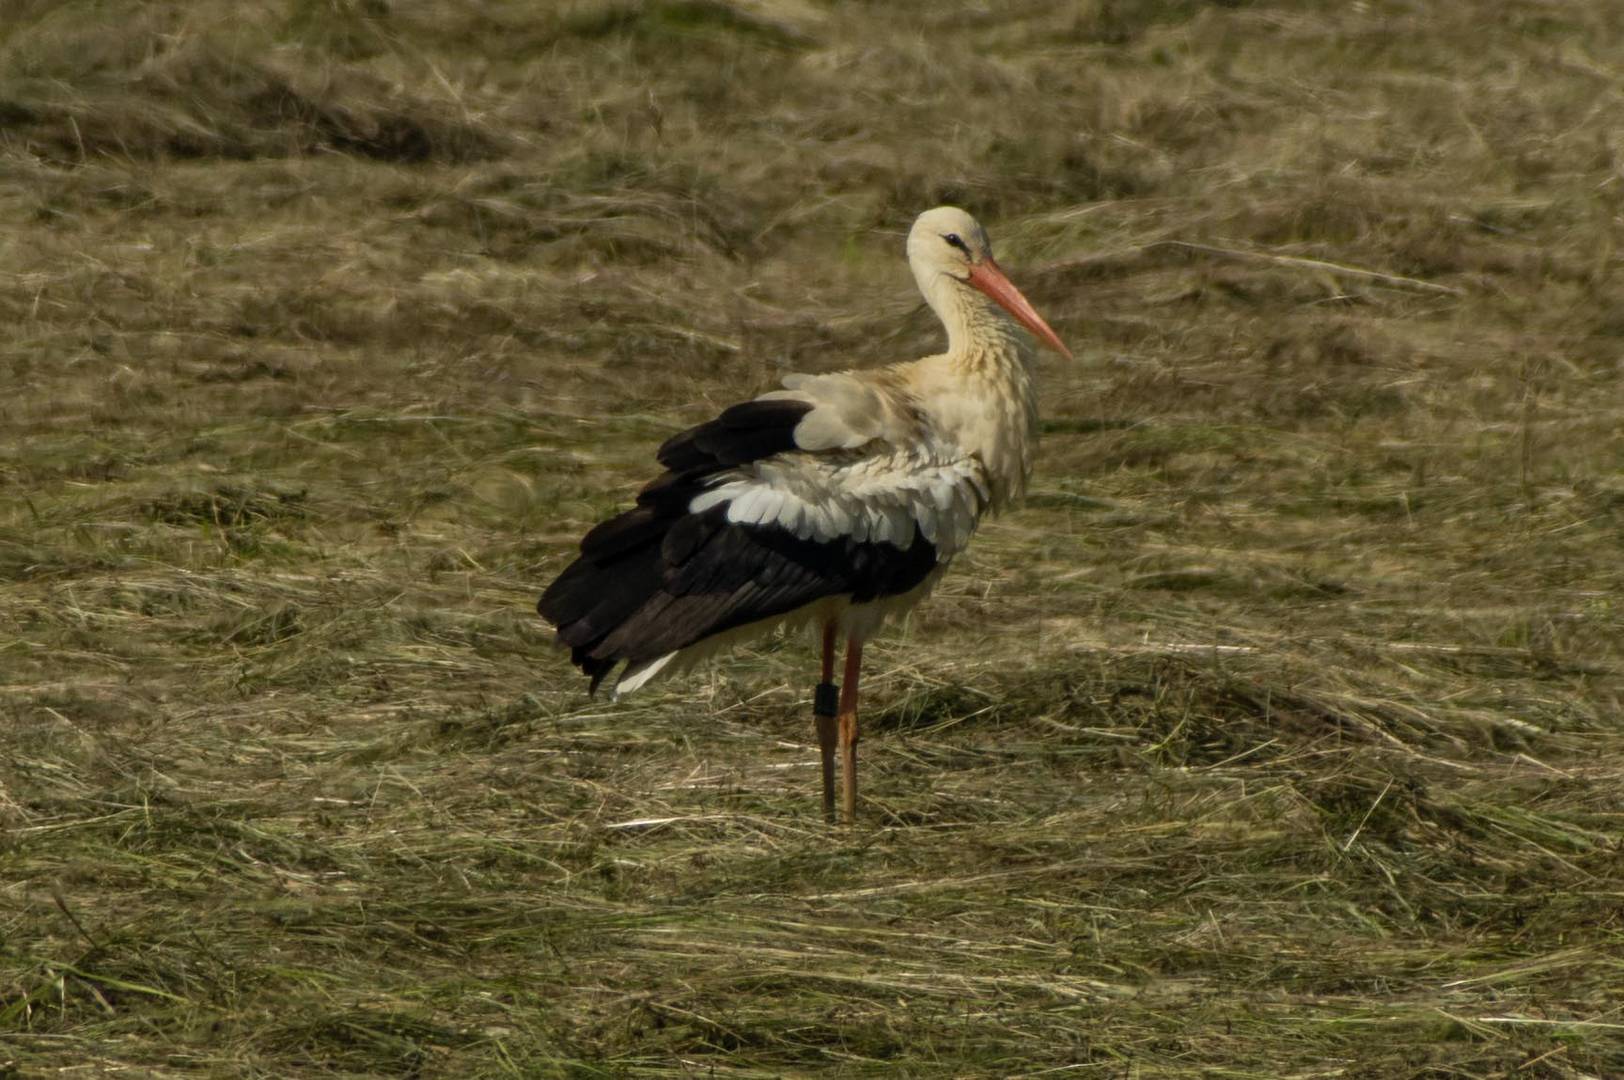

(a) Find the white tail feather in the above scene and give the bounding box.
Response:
[612,652,678,699]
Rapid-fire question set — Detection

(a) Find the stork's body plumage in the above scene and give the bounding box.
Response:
[538,207,1070,822]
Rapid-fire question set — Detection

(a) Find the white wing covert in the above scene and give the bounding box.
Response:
[688,450,988,558]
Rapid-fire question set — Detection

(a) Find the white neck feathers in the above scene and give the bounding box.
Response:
[912,276,1039,510]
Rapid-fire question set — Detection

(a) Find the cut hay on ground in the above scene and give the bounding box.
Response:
[3,0,1622,1075]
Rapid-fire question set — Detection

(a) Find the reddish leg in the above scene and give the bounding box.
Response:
[838,640,863,824]
[816,623,839,824]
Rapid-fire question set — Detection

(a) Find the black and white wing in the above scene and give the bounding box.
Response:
[537,373,989,695]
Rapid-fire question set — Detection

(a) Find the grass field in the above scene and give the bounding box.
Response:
[3,0,1623,1075]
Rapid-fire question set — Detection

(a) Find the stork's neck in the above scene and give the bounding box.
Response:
[922,277,1040,508]
[939,287,1029,370]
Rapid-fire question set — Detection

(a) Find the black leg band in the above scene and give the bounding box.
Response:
[813,681,839,718]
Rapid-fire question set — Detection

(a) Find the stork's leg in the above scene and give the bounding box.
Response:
[815,623,839,824]
[838,640,863,824]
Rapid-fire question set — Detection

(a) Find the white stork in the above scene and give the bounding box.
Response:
[539,206,1071,823]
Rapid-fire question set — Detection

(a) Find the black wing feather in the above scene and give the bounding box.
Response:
[656,399,812,471]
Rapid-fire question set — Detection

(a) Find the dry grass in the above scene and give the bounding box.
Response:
[3,0,1623,1076]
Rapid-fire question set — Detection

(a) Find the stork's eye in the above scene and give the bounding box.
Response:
[943,233,970,255]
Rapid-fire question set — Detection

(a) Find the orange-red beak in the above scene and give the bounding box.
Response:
[967,259,1073,360]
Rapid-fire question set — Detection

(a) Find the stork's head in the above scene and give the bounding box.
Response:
[906,206,1072,360]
